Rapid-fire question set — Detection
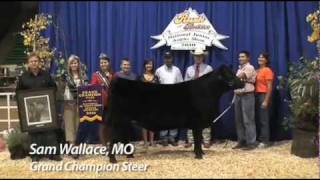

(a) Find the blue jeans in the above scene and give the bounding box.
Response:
[160,129,178,142]
[177,128,188,141]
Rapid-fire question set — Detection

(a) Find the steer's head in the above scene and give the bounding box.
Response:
[216,65,244,91]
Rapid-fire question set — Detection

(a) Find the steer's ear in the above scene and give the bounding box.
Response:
[218,64,230,74]
[219,64,231,70]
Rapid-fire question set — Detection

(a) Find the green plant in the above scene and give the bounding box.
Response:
[54,52,67,78]
[278,57,319,131]
[6,129,30,152]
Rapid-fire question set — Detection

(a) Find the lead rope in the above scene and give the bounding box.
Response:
[212,95,236,149]
[212,94,236,123]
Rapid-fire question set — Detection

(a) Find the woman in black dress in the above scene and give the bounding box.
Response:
[139,59,159,147]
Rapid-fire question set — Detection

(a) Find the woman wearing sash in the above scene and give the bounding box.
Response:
[91,53,113,147]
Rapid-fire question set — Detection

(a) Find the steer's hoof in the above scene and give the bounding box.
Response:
[127,154,134,158]
[109,157,118,164]
[195,155,203,159]
[201,151,205,155]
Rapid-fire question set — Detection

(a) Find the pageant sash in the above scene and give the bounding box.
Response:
[96,71,111,88]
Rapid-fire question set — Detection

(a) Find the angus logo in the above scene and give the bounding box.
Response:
[150,8,229,50]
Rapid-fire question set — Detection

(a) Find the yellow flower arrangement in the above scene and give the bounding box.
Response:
[306,10,320,43]
[20,14,55,70]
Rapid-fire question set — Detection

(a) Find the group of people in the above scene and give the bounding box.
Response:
[16,48,274,162]
[233,51,274,150]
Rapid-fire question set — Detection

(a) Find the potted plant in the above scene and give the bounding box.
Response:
[277,8,320,158]
[5,128,31,160]
[279,57,319,157]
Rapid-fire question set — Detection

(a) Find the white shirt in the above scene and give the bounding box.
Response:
[155,65,183,84]
[74,78,81,87]
[234,62,256,93]
[184,63,213,81]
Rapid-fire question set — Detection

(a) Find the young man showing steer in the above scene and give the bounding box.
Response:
[233,51,258,150]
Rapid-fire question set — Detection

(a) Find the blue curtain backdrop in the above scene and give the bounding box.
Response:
[39,1,318,141]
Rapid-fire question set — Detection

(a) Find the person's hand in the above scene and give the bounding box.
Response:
[238,72,247,81]
[261,101,268,109]
[234,91,243,95]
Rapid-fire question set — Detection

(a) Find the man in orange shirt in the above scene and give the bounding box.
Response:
[255,53,274,148]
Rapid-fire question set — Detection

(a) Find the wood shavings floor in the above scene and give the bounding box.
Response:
[0,140,318,178]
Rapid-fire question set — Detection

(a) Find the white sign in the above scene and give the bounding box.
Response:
[150,8,229,50]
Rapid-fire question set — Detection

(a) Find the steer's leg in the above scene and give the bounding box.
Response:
[124,124,134,159]
[108,141,117,163]
[193,128,204,159]
[108,127,117,163]
[125,140,134,159]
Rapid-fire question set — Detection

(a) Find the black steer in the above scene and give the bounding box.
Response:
[106,65,244,163]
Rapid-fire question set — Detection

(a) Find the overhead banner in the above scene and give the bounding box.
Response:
[150,7,229,50]
[78,85,103,123]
